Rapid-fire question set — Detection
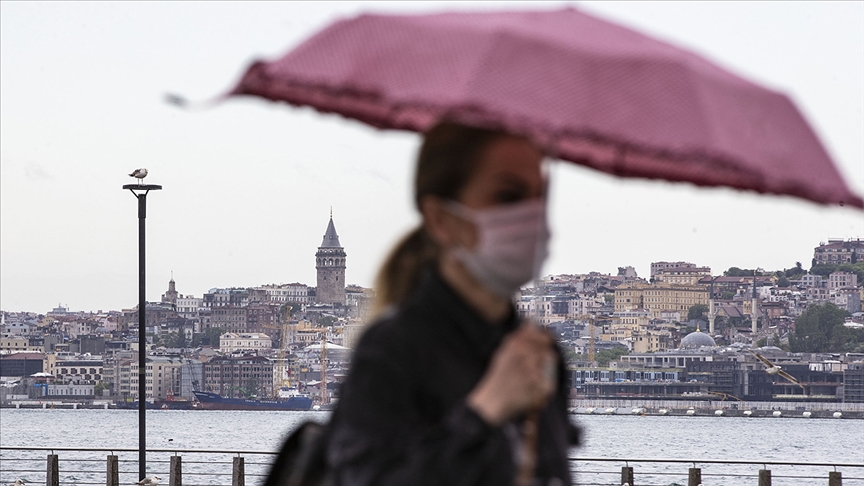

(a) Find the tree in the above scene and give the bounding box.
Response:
[319,315,338,327]
[94,382,109,396]
[209,327,226,347]
[688,304,709,321]
[192,327,225,347]
[596,347,629,367]
[562,347,580,363]
[776,276,789,287]
[809,264,837,277]
[788,303,859,353]
[838,262,864,282]
[809,262,864,282]
[244,376,262,397]
[562,346,628,366]
[724,267,761,277]
[162,332,186,348]
[721,291,736,300]
[784,263,806,279]
[190,333,205,347]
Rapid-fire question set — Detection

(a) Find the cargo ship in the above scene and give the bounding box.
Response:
[192,390,313,411]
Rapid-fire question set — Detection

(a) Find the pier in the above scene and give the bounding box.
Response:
[1,446,861,485]
[569,399,864,419]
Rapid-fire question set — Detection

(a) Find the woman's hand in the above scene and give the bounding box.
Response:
[467,325,557,426]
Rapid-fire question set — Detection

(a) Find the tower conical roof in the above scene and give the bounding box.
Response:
[320,217,342,248]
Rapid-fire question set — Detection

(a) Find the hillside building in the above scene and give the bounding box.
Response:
[614,282,709,319]
[814,238,864,265]
[219,332,272,353]
[650,261,698,278]
[654,266,711,285]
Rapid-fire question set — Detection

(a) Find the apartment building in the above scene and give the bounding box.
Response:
[615,282,709,319]
[654,266,711,285]
[202,355,273,398]
[116,356,192,401]
[650,261,698,278]
[814,238,864,265]
[829,271,858,289]
[54,358,104,384]
[219,332,272,353]
[209,307,248,333]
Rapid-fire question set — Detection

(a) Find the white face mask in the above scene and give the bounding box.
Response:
[446,198,550,298]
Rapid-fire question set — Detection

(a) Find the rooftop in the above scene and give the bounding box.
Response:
[320,217,342,248]
[679,330,716,349]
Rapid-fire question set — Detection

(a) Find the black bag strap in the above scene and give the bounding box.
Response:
[264,421,333,486]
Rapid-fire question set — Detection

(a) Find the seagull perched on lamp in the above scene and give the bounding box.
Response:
[748,349,806,390]
[136,476,161,486]
[128,168,148,184]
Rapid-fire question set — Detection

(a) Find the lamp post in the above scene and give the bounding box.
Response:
[123,181,161,481]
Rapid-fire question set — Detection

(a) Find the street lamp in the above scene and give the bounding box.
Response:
[123,180,161,481]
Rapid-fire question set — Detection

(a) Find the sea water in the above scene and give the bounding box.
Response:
[1,409,862,485]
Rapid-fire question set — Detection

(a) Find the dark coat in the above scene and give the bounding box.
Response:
[327,270,579,486]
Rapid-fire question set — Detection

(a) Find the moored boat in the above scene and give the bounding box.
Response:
[155,398,196,410]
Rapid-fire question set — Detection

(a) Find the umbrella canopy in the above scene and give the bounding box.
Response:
[230,8,862,209]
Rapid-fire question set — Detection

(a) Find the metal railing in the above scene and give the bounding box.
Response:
[0,446,273,486]
[1,446,862,485]
[570,457,862,485]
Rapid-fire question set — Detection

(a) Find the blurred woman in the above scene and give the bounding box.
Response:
[327,121,579,486]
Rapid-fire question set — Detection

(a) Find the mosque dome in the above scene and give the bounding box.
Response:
[679,330,716,349]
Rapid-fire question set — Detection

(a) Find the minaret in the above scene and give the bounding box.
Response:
[751,271,758,334]
[708,277,716,335]
[315,211,347,305]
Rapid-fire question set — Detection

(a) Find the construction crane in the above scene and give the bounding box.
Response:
[320,333,329,405]
[263,304,293,397]
[705,391,743,401]
[569,313,598,363]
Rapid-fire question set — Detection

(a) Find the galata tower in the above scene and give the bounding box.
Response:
[315,212,346,305]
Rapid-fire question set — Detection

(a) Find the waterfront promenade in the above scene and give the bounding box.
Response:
[5,398,864,418]
[2,445,862,486]
[2,409,863,485]
[570,398,864,419]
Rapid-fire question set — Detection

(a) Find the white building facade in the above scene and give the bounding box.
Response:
[219,333,272,353]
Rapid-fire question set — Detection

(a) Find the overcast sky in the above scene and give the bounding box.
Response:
[2,1,862,313]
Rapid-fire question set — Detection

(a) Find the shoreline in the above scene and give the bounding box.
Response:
[3,401,863,419]
[569,406,862,419]
[568,398,864,419]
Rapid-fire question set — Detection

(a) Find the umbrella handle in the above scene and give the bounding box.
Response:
[517,410,540,486]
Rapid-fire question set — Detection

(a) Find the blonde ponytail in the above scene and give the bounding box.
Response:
[373,226,438,314]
